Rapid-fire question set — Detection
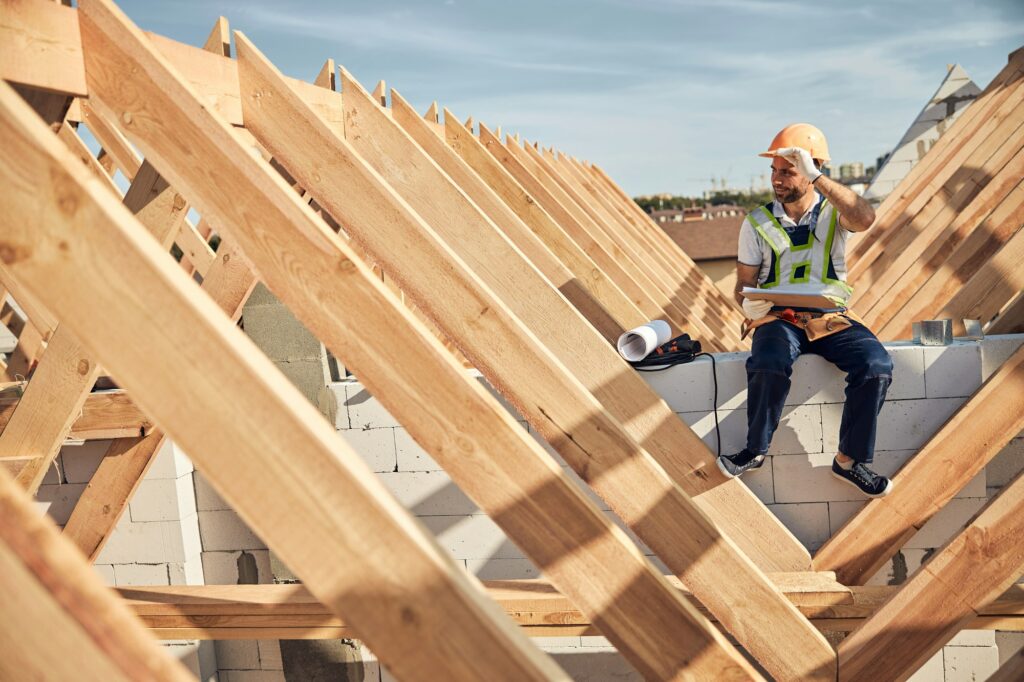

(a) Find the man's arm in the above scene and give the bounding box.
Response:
[735,262,760,307]
[811,174,876,232]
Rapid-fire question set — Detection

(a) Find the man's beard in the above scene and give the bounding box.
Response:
[774,185,807,204]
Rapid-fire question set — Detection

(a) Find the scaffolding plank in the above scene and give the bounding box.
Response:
[837,467,1024,681]
[239,45,826,679]
[814,342,1024,584]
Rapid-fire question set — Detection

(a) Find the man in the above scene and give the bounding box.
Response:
[716,123,894,498]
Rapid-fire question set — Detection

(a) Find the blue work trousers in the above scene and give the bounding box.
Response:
[746,319,893,463]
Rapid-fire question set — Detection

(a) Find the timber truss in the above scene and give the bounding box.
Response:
[0,1,1022,680]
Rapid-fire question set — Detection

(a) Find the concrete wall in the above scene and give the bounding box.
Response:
[40,334,1024,680]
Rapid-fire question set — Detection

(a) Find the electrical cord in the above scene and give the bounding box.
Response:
[629,339,721,457]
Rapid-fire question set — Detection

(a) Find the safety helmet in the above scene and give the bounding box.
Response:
[759,123,831,162]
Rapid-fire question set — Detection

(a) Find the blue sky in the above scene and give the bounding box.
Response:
[118,0,1023,196]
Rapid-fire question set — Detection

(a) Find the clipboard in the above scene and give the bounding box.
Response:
[741,287,838,309]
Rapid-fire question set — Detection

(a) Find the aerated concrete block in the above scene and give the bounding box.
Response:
[378,471,478,516]
[344,383,401,430]
[986,437,1024,492]
[145,440,195,481]
[906,649,944,681]
[95,516,195,564]
[394,426,440,472]
[774,450,912,504]
[193,471,231,512]
[168,559,205,586]
[198,510,267,552]
[420,514,522,561]
[546,647,641,680]
[113,562,170,586]
[221,671,287,682]
[905,497,988,549]
[257,640,283,671]
[923,342,983,398]
[339,426,398,473]
[93,563,116,586]
[215,640,261,671]
[468,557,542,580]
[885,344,928,401]
[201,550,273,585]
[35,483,86,525]
[948,630,995,647]
[943,644,999,681]
[767,502,830,551]
[129,476,197,523]
[822,397,963,453]
[61,439,110,483]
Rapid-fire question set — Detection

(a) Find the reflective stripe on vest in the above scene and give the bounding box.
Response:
[745,199,854,305]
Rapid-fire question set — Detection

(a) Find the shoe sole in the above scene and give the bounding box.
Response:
[831,470,893,498]
[716,455,764,480]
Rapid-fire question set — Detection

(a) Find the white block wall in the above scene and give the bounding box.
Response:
[39,334,1024,681]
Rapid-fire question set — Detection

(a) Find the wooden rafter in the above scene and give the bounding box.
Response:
[238,42,829,677]
[3,53,560,682]
[814,342,1024,584]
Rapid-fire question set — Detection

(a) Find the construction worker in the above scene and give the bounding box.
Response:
[716,124,894,498]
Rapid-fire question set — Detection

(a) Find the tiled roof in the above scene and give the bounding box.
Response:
[661,215,744,262]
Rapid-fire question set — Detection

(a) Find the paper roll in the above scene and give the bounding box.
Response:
[617,320,671,362]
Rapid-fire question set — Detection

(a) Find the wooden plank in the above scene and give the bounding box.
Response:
[0,324,100,493]
[0,468,193,681]
[388,92,626,344]
[232,39,767,682]
[442,110,648,334]
[56,121,122,196]
[337,93,808,578]
[880,183,1024,339]
[0,0,87,96]
[203,16,231,57]
[814,342,1024,585]
[837,467,1024,681]
[314,58,335,90]
[987,291,1024,334]
[242,47,825,679]
[0,312,45,381]
[174,219,216,276]
[81,99,142,181]
[9,37,561,682]
[989,651,1024,682]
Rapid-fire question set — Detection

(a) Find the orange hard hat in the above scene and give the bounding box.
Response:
[759,123,831,162]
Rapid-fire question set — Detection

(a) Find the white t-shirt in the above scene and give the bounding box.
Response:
[737,192,853,286]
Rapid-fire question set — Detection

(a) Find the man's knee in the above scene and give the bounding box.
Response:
[747,339,797,377]
[854,347,893,382]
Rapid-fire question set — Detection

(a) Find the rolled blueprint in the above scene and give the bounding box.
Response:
[616,320,671,362]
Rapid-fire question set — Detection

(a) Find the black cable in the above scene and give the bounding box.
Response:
[695,353,721,458]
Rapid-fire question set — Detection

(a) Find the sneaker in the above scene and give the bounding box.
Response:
[831,458,893,498]
[717,449,766,479]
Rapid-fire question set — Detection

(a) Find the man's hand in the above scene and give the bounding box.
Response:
[742,298,773,320]
[775,147,822,182]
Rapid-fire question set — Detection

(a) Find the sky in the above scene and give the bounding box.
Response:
[116,0,1023,196]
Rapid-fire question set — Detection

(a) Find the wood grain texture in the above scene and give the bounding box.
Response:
[239,44,826,679]
[237,40,761,682]
[814,342,1024,585]
[38,5,567,678]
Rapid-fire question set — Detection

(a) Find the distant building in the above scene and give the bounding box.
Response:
[839,162,865,180]
[864,64,980,204]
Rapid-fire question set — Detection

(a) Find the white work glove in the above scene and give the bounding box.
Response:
[775,146,823,183]
[742,298,773,320]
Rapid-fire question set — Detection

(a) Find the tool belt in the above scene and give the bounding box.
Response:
[741,308,863,342]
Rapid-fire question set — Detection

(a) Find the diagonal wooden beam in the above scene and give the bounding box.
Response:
[815,318,1024,585]
[203,16,231,57]
[0,466,193,681]
[81,99,142,181]
[406,100,808,575]
[837,465,1024,681]
[4,59,560,682]
[441,109,648,334]
[72,2,761,677]
[239,44,828,677]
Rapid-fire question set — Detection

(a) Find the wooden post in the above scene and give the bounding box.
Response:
[814,343,1024,584]
[2,65,561,682]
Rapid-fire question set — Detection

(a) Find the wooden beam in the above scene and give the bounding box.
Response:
[989,649,1024,682]
[241,45,827,678]
[80,99,142,181]
[231,36,768,681]
[837,465,1024,681]
[0,467,194,681]
[389,92,626,344]
[173,219,216,277]
[7,36,559,682]
[203,16,231,57]
[441,109,648,334]
[0,0,87,96]
[314,58,335,90]
[0,324,100,493]
[988,290,1024,334]
[372,79,386,106]
[814,342,1024,584]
